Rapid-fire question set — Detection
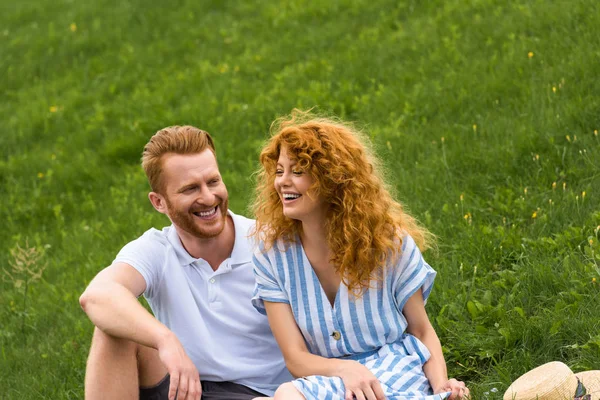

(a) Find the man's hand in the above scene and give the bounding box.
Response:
[157,333,202,400]
[435,378,469,399]
[336,360,386,400]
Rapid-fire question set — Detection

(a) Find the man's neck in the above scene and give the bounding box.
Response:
[176,215,235,271]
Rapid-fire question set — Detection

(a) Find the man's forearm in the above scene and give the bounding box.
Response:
[79,281,172,349]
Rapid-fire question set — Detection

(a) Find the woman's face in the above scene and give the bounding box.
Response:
[274,145,326,223]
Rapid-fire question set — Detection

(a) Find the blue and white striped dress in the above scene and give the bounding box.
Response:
[252,234,450,400]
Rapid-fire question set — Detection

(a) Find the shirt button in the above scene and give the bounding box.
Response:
[331,331,341,341]
[209,278,216,284]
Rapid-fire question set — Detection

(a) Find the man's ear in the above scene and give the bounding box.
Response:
[148,192,168,214]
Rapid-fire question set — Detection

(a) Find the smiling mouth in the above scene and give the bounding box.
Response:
[193,206,218,218]
[283,193,301,201]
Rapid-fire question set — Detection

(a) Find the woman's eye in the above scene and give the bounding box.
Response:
[275,170,283,176]
[292,170,304,176]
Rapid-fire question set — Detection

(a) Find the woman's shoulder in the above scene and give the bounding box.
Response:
[255,235,301,258]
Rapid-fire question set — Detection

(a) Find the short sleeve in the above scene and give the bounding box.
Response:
[391,234,437,312]
[251,243,290,315]
[113,230,167,299]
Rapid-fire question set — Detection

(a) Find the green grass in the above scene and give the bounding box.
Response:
[1,0,599,398]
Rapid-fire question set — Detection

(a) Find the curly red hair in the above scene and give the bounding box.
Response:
[251,110,434,294]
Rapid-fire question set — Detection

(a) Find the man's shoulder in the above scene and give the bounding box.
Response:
[118,225,174,258]
[229,210,255,230]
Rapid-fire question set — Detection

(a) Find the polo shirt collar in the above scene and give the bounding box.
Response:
[167,210,253,268]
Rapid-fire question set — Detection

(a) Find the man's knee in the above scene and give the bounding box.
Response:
[90,327,138,355]
[274,382,304,400]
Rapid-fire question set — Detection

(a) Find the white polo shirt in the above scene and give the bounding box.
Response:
[113,210,292,396]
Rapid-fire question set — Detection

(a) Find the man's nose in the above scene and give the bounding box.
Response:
[196,186,216,204]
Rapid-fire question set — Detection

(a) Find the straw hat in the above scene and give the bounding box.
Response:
[504,361,600,400]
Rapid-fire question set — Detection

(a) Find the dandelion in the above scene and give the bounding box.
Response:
[593,277,596,284]
[460,193,464,202]
[472,124,477,132]
[552,86,556,93]
[49,106,58,113]
[594,130,598,137]
[549,199,553,205]
[464,212,472,224]
[70,23,77,32]
[37,172,44,179]
[532,211,537,219]
[563,182,567,190]
[528,51,534,58]
[552,182,557,190]
[535,154,539,161]
[566,135,571,142]
[582,191,586,199]
[441,136,445,143]
[590,239,594,246]
[524,187,528,195]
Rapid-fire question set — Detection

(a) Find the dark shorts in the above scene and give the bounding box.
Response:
[139,375,267,400]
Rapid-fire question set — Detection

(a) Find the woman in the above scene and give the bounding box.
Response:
[251,111,469,400]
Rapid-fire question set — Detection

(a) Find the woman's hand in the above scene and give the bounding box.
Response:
[336,360,386,400]
[435,378,469,399]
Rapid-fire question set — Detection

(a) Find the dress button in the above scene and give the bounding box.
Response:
[209,278,216,283]
[331,331,341,340]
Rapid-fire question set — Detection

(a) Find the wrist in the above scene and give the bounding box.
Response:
[431,379,448,394]
[155,329,178,350]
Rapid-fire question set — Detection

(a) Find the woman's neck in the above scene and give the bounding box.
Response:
[300,217,329,262]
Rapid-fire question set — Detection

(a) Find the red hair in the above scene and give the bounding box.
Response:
[252,110,434,294]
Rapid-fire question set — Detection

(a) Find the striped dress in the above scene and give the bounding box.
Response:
[252,234,450,400]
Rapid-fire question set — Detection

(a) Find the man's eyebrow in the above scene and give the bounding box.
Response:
[177,183,197,192]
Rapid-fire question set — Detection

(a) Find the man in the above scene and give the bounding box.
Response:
[79,125,291,400]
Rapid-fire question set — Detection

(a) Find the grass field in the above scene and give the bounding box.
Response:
[1,0,600,398]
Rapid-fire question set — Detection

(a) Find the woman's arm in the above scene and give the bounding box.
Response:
[264,301,386,400]
[404,290,468,399]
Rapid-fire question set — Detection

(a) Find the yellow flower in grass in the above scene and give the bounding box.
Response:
[463,212,472,225]
[552,86,556,93]
[552,182,557,190]
[531,211,537,219]
[49,105,58,113]
[528,51,534,58]
[37,172,44,179]
[594,130,598,137]
[70,23,77,32]
[593,277,597,284]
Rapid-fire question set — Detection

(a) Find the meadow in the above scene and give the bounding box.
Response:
[1,0,599,398]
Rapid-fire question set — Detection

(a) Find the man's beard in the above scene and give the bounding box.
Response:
[165,197,229,239]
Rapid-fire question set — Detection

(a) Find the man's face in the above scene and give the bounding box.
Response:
[158,150,229,239]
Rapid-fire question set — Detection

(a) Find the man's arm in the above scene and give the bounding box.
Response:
[79,262,201,400]
[80,262,164,343]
